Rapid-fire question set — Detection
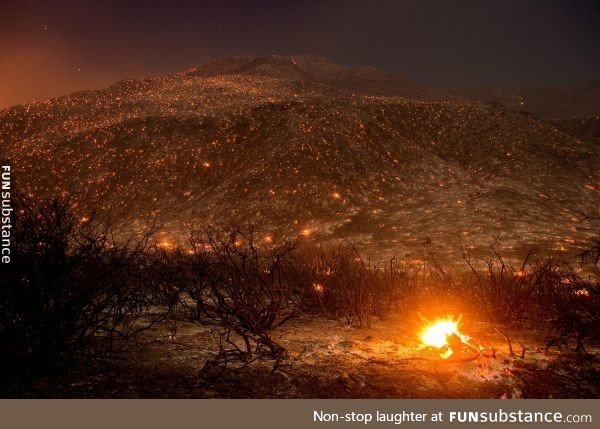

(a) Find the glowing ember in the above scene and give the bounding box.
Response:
[313,283,324,293]
[158,241,173,249]
[419,316,471,359]
[300,228,313,237]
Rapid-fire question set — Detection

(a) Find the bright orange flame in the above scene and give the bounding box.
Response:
[419,316,470,359]
[421,319,460,348]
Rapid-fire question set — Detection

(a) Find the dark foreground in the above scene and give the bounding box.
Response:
[3,314,599,399]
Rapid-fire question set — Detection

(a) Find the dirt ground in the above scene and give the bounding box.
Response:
[5,313,600,399]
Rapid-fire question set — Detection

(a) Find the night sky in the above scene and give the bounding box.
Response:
[1,0,599,109]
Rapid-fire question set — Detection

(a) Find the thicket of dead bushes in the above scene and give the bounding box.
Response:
[1,195,598,380]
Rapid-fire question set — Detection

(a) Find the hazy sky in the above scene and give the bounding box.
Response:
[1,0,599,108]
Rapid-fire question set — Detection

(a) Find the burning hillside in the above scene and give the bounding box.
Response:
[1,55,598,261]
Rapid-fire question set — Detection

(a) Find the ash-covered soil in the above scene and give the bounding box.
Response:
[6,314,599,399]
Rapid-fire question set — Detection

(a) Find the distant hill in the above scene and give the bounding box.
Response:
[544,115,600,146]
[457,82,600,119]
[456,82,600,147]
[187,54,454,101]
[2,55,599,260]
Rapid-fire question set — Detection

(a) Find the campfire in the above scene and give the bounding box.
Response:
[419,315,477,360]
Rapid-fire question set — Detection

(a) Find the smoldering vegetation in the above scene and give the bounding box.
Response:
[0,195,599,396]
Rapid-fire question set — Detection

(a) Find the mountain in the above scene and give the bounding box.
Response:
[1,55,599,261]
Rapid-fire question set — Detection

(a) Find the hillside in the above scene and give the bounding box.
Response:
[1,55,599,260]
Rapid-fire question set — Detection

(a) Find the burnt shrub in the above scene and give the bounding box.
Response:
[145,246,194,336]
[297,244,374,327]
[462,241,600,350]
[463,250,536,326]
[580,238,600,277]
[294,245,411,327]
[191,228,298,370]
[542,242,600,352]
[0,195,154,376]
